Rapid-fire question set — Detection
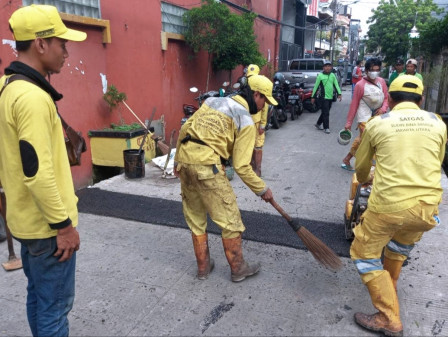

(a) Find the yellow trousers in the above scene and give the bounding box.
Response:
[350,201,438,284]
[178,163,245,239]
[254,121,265,148]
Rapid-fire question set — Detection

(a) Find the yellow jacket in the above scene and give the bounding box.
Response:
[355,102,447,213]
[0,75,78,239]
[175,95,267,195]
[251,103,268,127]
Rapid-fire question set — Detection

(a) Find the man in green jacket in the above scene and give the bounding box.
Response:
[311,60,342,134]
[388,58,405,87]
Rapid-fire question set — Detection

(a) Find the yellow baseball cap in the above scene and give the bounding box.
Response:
[9,5,87,42]
[389,74,423,95]
[246,64,260,77]
[248,75,278,106]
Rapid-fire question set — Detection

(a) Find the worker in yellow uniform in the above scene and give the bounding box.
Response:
[174,75,277,282]
[246,64,268,176]
[351,75,446,336]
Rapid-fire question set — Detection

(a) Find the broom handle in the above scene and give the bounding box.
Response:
[122,101,147,129]
[269,199,292,222]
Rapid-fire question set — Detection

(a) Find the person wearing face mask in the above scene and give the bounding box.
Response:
[341,58,388,171]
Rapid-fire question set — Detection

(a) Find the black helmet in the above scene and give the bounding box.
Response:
[273,72,285,84]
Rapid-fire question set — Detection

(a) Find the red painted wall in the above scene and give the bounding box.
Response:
[0,0,281,189]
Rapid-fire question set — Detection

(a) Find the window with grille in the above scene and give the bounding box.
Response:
[22,0,101,19]
[161,2,187,35]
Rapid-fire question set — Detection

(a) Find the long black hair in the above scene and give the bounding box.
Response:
[237,77,258,115]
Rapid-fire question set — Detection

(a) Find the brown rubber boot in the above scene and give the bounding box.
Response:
[192,233,214,280]
[254,149,262,177]
[383,257,404,292]
[354,272,403,336]
[222,234,260,282]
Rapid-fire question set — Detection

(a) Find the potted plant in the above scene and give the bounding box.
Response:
[88,85,156,167]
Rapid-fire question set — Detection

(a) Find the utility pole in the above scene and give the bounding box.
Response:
[329,0,338,63]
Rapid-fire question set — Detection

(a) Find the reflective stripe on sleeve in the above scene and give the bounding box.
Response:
[353,258,383,275]
[386,240,414,257]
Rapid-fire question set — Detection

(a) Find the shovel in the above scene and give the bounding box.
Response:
[137,107,156,156]
[162,129,176,179]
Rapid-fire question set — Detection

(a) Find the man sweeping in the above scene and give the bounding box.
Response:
[351,75,446,336]
[174,75,276,282]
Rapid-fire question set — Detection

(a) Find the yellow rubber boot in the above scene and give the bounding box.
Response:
[192,233,214,280]
[383,257,404,292]
[354,272,403,336]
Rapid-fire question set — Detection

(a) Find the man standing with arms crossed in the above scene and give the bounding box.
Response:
[0,5,86,336]
[351,75,446,336]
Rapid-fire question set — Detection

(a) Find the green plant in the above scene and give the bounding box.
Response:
[183,0,266,89]
[103,85,127,109]
[103,84,127,124]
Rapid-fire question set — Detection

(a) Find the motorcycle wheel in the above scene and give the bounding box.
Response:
[270,108,280,129]
[278,108,288,123]
[297,101,304,116]
[291,105,298,121]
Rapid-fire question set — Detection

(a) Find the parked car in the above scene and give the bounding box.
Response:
[279,58,326,86]
[332,66,343,88]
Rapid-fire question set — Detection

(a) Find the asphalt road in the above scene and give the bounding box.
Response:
[84,85,355,254]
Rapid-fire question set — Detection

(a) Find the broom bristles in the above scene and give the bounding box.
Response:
[296,226,343,271]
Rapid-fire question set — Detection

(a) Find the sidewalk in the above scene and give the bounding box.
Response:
[1,103,447,336]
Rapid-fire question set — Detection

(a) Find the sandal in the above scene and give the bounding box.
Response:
[341,163,355,171]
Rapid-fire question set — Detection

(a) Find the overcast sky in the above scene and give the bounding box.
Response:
[349,0,380,38]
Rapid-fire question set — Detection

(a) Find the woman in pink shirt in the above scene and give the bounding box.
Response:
[341,58,389,171]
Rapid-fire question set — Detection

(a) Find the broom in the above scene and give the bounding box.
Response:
[269,198,342,271]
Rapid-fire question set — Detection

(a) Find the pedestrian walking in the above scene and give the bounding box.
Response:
[341,58,388,171]
[246,64,268,176]
[312,60,342,134]
[401,58,423,81]
[351,60,363,96]
[388,58,404,87]
[0,5,86,336]
[351,75,446,336]
[174,75,276,282]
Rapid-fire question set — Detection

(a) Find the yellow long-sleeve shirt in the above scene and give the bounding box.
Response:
[251,103,268,127]
[355,102,447,213]
[0,75,78,239]
[175,95,267,195]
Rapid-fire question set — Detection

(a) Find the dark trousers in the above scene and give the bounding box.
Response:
[316,99,332,129]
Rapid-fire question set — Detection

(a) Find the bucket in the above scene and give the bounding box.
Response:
[338,129,352,145]
[123,149,145,179]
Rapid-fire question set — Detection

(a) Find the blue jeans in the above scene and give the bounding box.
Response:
[20,236,76,337]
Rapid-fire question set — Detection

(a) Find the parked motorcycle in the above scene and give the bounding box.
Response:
[302,83,321,113]
[271,72,289,124]
[288,82,305,120]
[181,83,229,126]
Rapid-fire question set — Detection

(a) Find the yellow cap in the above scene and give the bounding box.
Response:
[389,75,423,95]
[9,5,87,42]
[246,64,260,77]
[248,75,278,106]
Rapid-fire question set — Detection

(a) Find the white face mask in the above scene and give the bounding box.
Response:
[367,71,380,80]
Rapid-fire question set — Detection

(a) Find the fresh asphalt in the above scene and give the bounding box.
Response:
[1,86,447,336]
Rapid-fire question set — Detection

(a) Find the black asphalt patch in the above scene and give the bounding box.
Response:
[77,188,351,257]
